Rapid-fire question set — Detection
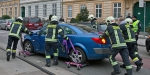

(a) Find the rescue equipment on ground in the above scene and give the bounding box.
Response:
[62,38,89,70]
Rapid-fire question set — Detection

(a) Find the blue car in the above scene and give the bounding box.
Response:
[23,22,110,64]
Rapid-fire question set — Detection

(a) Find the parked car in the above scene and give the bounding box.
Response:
[23,22,110,64]
[0,19,15,30]
[23,17,43,30]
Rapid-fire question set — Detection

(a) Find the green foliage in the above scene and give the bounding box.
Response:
[2,15,11,19]
[146,25,150,33]
[76,7,89,22]
[49,14,53,21]
[70,18,77,23]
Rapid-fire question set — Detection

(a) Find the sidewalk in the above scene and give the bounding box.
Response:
[0,49,77,75]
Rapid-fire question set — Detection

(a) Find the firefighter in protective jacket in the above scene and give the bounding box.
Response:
[100,16,132,75]
[6,17,30,61]
[42,15,68,67]
[119,18,143,72]
[88,14,97,29]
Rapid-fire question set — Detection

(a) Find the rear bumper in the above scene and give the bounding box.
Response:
[93,48,110,54]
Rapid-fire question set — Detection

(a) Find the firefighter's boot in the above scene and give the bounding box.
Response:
[12,53,16,59]
[6,51,11,61]
[136,62,143,72]
[111,71,121,75]
[120,64,126,69]
[53,56,58,65]
[45,58,51,67]
[125,69,132,75]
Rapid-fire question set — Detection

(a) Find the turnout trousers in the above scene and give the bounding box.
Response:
[6,36,19,58]
[126,42,142,62]
[45,42,59,64]
[109,47,132,75]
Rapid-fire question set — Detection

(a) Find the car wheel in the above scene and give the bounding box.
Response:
[69,47,87,64]
[24,41,34,53]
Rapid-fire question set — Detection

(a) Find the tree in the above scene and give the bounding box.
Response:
[2,15,11,19]
[76,7,89,22]
[49,14,53,21]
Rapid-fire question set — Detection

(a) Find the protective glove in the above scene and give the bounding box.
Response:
[64,36,69,40]
[99,35,102,38]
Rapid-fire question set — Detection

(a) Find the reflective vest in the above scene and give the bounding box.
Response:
[124,24,136,42]
[103,25,127,48]
[9,22,27,39]
[45,24,65,42]
[132,20,139,33]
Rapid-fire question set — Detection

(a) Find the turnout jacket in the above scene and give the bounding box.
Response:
[120,23,136,43]
[100,23,127,48]
[132,20,141,35]
[44,23,66,42]
[9,22,29,39]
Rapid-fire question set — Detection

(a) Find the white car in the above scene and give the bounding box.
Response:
[0,19,15,30]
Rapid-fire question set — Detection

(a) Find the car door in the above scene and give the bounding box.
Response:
[58,25,77,57]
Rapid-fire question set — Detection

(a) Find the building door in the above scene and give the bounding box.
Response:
[133,1,150,32]
[21,7,25,17]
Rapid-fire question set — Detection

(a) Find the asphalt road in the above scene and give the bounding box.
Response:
[0,30,150,75]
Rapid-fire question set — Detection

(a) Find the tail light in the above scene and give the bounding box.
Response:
[29,24,32,25]
[40,23,43,26]
[92,38,106,44]
[7,22,10,25]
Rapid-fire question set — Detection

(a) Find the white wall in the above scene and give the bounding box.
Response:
[20,0,62,20]
[20,0,40,4]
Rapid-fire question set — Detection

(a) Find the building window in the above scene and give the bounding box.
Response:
[15,7,17,17]
[35,5,38,17]
[95,4,102,18]
[5,8,8,15]
[28,6,31,17]
[2,8,3,16]
[68,6,72,18]
[52,3,57,16]
[113,2,121,18]
[9,7,12,16]
[80,5,86,9]
[43,4,47,17]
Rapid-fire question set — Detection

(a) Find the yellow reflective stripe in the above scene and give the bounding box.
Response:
[24,28,27,32]
[47,25,56,28]
[134,52,138,55]
[10,24,14,32]
[112,43,126,48]
[12,50,16,53]
[6,49,11,52]
[54,53,58,56]
[105,30,109,36]
[9,33,20,38]
[52,29,56,39]
[132,20,139,32]
[126,65,132,69]
[109,55,118,66]
[112,26,120,30]
[133,57,139,62]
[125,39,136,42]
[45,38,57,42]
[17,25,22,35]
[46,56,51,58]
[114,30,120,44]
[13,22,22,25]
[58,29,62,33]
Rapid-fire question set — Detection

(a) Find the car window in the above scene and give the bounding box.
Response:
[97,25,107,31]
[62,26,76,35]
[8,20,15,23]
[71,24,98,33]
[29,18,41,23]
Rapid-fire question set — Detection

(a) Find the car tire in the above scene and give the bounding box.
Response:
[69,47,87,64]
[0,26,1,30]
[23,40,34,53]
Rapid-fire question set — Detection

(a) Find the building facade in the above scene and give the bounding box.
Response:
[62,0,125,22]
[20,0,63,20]
[0,0,20,18]
[125,0,150,32]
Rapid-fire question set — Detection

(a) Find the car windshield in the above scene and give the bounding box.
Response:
[8,20,15,23]
[29,18,41,23]
[70,23,98,33]
[97,24,107,31]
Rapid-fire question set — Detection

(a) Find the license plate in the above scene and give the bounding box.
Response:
[34,24,39,26]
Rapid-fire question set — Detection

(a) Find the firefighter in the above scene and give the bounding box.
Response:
[88,14,97,29]
[100,16,132,75]
[43,15,68,67]
[119,18,143,72]
[6,17,30,61]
